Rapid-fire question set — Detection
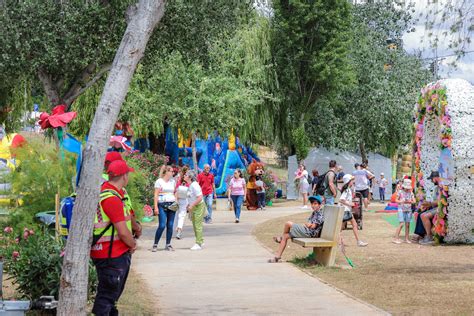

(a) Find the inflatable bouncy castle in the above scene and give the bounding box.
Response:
[164,128,261,202]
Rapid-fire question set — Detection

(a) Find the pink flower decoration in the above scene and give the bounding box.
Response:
[23,231,29,240]
[3,226,13,234]
[12,251,19,259]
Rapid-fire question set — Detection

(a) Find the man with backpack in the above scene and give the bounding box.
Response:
[315,160,338,205]
[91,160,137,315]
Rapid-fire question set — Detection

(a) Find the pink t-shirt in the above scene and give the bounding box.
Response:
[229,177,246,196]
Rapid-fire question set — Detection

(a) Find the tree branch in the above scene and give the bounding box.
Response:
[63,63,112,108]
[38,68,61,106]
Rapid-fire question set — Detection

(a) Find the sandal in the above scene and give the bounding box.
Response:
[268,257,282,263]
[273,236,282,244]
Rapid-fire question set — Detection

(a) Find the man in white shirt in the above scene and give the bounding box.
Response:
[377,173,389,202]
[352,163,374,209]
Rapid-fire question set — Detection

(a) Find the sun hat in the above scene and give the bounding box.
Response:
[308,195,323,204]
[402,178,412,190]
[427,171,440,180]
[107,160,134,177]
[343,174,354,185]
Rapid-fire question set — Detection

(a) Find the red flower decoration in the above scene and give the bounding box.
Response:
[38,105,77,130]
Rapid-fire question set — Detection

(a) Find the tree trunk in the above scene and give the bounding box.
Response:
[57,1,165,315]
[359,141,367,164]
[191,132,198,172]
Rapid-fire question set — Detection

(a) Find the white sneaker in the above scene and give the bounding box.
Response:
[357,240,368,247]
[190,244,202,251]
[301,205,309,209]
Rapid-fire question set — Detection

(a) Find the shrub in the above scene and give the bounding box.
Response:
[0,226,97,301]
[8,137,76,230]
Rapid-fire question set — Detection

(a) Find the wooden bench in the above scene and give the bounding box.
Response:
[292,205,344,267]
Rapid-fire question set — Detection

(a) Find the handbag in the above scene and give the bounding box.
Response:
[343,210,353,222]
[166,201,179,212]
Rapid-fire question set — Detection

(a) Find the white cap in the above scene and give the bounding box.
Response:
[343,174,354,185]
[380,172,384,176]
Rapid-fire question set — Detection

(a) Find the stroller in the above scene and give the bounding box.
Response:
[342,192,364,230]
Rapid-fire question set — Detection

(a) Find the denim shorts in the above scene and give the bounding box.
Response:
[398,210,412,223]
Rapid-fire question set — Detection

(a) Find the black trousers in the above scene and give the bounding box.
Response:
[92,252,131,316]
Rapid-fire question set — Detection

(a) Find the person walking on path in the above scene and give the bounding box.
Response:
[153,165,177,252]
[91,160,137,315]
[255,175,266,210]
[339,174,368,247]
[393,179,415,244]
[294,164,310,209]
[377,173,389,202]
[175,166,190,240]
[352,163,374,209]
[198,164,216,224]
[268,195,324,263]
[323,160,338,205]
[184,170,205,250]
[228,168,247,223]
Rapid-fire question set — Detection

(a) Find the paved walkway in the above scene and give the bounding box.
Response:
[133,206,386,315]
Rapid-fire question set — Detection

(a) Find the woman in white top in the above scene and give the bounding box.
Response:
[339,174,368,247]
[153,165,177,252]
[183,170,205,250]
[294,164,310,209]
[175,166,190,240]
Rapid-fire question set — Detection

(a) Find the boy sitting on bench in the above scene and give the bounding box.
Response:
[268,195,324,263]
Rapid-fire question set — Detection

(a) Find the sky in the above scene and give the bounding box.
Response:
[401,0,474,83]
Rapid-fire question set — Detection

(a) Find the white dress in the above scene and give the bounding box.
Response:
[299,170,310,193]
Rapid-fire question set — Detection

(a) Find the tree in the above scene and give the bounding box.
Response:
[308,1,432,160]
[423,1,474,60]
[0,1,131,108]
[58,1,165,314]
[118,15,275,159]
[270,0,354,152]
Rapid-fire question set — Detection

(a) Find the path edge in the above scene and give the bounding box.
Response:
[251,224,391,316]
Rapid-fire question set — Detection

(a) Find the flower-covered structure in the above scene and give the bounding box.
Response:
[413,79,474,243]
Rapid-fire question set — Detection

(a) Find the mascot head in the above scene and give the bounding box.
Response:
[247,159,265,178]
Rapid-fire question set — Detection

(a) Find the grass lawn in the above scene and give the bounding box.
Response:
[253,206,474,315]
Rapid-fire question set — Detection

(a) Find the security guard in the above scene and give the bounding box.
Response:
[91,159,137,315]
[103,152,142,238]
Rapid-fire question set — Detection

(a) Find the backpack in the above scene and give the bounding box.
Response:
[315,170,335,196]
[59,190,124,249]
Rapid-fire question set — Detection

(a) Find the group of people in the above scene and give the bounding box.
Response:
[91,151,260,314]
[152,164,252,252]
[271,160,370,263]
[392,171,440,245]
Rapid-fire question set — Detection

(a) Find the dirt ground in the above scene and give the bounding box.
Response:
[254,205,474,315]
[117,268,158,315]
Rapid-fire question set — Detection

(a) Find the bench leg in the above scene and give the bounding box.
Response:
[314,247,336,267]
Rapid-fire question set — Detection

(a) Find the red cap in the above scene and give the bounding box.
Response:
[105,152,123,166]
[107,160,134,177]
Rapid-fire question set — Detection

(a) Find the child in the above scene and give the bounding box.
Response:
[268,195,324,263]
[393,179,415,244]
[255,175,266,210]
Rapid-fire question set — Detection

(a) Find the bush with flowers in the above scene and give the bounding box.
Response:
[0,226,97,301]
[413,82,451,242]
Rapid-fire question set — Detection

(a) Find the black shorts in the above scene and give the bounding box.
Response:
[356,189,369,199]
